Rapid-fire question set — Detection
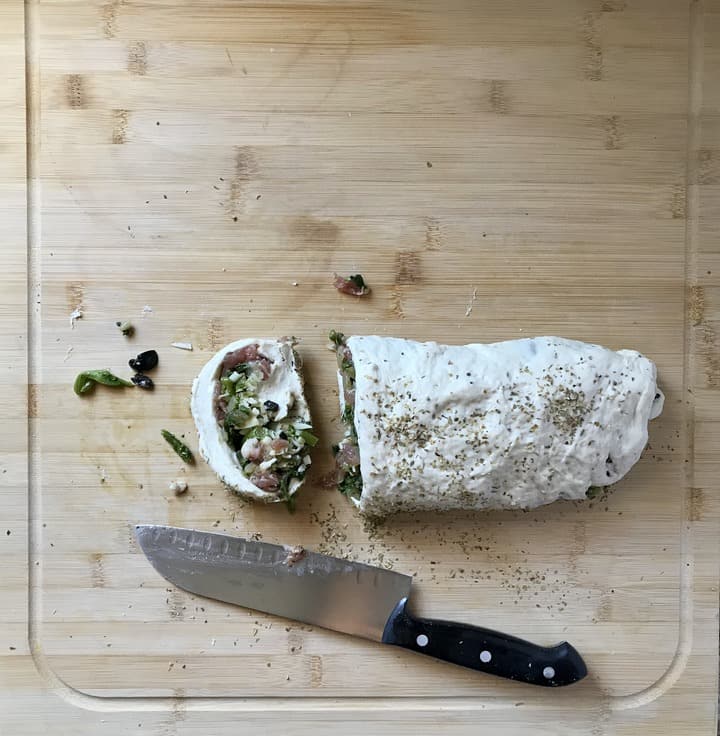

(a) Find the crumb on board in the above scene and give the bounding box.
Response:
[283,545,306,566]
[169,479,188,495]
[171,341,193,351]
[69,308,83,328]
[464,287,478,317]
[333,273,370,297]
[142,305,153,318]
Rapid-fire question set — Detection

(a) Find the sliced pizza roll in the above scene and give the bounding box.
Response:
[330,333,664,517]
[191,338,316,506]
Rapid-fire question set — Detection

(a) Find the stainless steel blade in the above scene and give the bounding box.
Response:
[135,525,412,642]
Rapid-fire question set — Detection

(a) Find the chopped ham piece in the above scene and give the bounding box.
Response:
[335,441,360,469]
[221,344,273,378]
[249,471,280,492]
[333,273,370,297]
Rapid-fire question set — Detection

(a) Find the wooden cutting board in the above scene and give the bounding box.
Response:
[3,0,720,733]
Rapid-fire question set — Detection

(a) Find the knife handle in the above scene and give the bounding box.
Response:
[381,599,587,687]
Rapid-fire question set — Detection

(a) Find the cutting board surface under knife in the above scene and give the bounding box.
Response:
[12,0,720,733]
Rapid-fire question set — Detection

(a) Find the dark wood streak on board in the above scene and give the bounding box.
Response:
[395,250,421,285]
[112,109,129,144]
[128,41,147,76]
[66,75,86,108]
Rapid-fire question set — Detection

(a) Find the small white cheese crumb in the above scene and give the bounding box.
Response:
[169,479,188,495]
[69,308,83,328]
[464,287,478,317]
[171,341,193,351]
[141,305,153,318]
[291,281,298,287]
[63,346,74,362]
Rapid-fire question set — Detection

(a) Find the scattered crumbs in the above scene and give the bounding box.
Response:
[141,305,153,317]
[69,308,83,329]
[283,545,306,566]
[291,281,299,287]
[63,346,74,362]
[211,638,216,647]
[168,662,174,671]
[171,341,193,351]
[286,674,291,681]
[464,287,478,317]
[169,479,188,495]
[426,161,433,168]
[9,646,15,651]
[99,467,107,483]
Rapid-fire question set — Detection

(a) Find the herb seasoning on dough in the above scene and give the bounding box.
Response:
[330,335,664,516]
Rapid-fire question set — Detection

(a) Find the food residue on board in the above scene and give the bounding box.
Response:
[131,373,154,390]
[116,320,135,337]
[171,341,193,351]
[333,273,371,297]
[128,350,158,372]
[128,350,159,388]
[142,305,153,317]
[69,308,83,329]
[464,287,478,317]
[73,369,134,396]
[283,545,306,566]
[161,430,195,464]
[169,479,188,495]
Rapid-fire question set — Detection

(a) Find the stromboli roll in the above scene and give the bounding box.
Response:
[192,338,316,506]
[331,333,664,516]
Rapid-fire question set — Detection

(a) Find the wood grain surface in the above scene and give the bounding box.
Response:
[2,0,720,733]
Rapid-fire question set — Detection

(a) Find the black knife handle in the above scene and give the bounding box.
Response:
[381,599,587,687]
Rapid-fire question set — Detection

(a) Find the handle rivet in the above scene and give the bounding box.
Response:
[543,666,555,679]
[479,650,492,663]
[416,634,429,647]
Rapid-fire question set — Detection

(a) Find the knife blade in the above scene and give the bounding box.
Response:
[135,524,587,687]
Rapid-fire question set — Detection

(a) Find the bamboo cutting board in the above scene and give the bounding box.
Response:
[3,0,720,733]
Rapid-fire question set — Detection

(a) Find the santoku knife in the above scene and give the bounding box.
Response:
[135,524,587,687]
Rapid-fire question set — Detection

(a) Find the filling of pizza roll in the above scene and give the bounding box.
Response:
[192,338,316,508]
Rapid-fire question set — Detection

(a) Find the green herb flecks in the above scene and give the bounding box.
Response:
[338,470,362,500]
[161,430,195,464]
[328,329,345,346]
[74,369,134,396]
[277,474,297,513]
[300,429,319,447]
[341,405,354,425]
